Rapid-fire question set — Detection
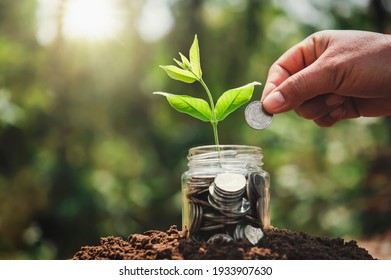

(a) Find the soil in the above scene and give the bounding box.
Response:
[71,225,375,260]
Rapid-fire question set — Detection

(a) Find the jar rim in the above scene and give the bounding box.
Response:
[188,145,263,157]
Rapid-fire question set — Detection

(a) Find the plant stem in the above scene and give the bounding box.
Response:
[199,78,215,117]
[199,78,219,146]
[212,121,220,146]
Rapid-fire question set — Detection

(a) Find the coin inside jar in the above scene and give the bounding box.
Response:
[189,203,203,234]
[214,173,247,193]
[207,233,234,243]
[244,224,264,245]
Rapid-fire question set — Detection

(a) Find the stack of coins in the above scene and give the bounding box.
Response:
[185,172,267,245]
[208,173,248,213]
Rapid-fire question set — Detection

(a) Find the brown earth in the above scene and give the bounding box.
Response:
[71,225,375,260]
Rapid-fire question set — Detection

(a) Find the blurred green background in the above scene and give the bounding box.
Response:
[1,0,391,259]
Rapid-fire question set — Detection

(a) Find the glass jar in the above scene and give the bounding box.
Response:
[181,145,270,244]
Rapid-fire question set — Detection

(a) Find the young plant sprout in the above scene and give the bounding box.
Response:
[153,35,261,146]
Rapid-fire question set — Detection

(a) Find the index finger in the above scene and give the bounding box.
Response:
[261,34,325,100]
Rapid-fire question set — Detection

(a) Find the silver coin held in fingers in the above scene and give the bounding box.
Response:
[245,101,273,130]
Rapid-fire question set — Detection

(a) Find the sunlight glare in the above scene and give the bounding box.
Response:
[137,0,174,42]
[63,0,120,40]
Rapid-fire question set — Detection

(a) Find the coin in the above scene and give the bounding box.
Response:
[200,224,225,231]
[207,233,234,243]
[203,210,240,224]
[245,173,257,206]
[244,225,264,245]
[189,203,203,234]
[244,214,262,226]
[252,173,266,197]
[233,224,245,240]
[245,101,273,130]
[208,195,250,217]
[256,197,269,227]
[214,173,247,193]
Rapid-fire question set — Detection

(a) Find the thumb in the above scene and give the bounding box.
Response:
[262,61,335,114]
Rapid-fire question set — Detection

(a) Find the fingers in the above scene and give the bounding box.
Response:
[313,106,347,127]
[290,93,362,127]
[352,97,391,117]
[293,93,348,127]
[262,32,335,114]
[301,97,361,127]
[295,96,391,127]
[263,64,335,114]
[295,93,345,120]
[262,34,321,97]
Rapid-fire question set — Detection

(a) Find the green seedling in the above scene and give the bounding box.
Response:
[154,35,261,146]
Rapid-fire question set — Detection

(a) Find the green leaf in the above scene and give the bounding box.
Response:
[189,34,202,78]
[179,52,191,70]
[153,92,212,122]
[173,58,185,69]
[159,65,197,83]
[215,81,262,121]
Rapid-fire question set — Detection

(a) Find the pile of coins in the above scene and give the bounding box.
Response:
[186,172,267,245]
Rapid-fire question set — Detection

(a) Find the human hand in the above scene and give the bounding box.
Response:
[261,30,391,127]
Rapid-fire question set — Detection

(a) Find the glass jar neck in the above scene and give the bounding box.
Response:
[187,145,264,174]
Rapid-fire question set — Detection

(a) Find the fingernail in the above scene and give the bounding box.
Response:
[263,91,285,111]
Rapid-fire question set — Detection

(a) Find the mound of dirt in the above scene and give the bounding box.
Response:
[71,226,374,260]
